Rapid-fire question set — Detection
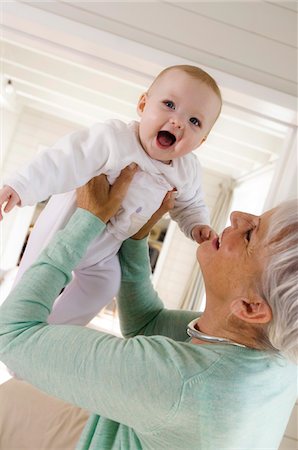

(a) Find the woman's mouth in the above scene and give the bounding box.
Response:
[156,131,176,149]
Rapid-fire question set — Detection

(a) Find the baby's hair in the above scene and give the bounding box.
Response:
[149,64,222,114]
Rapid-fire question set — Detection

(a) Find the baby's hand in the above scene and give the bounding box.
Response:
[191,224,217,244]
[0,186,21,220]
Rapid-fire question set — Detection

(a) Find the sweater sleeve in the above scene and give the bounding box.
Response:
[4,123,113,206]
[0,208,104,337]
[118,238,198,340]
[0,209,184,432]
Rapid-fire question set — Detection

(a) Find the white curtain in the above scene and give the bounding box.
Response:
[179,179,234,311]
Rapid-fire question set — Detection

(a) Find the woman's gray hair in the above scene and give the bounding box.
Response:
[262,199,298,364]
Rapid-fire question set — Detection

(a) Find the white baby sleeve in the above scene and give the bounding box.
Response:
[4,123,114,206]
[170,162,210,239]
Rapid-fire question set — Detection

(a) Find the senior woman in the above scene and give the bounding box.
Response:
[0,166,297,450]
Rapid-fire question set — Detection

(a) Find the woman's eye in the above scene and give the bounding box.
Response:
[164,100,175,109]
[190,117,201,127]
[245,229,253,243]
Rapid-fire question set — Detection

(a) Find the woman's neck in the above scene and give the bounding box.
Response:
[197,306,260,349]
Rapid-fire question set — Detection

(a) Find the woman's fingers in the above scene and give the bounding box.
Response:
[110,163,138,207]
[76,164,138,223]
[76,174,109,214]
[159,190,176,214]
[131,190,176,240]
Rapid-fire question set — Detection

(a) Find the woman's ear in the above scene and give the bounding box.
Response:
[137,93,148,116]
[230,295,272,324]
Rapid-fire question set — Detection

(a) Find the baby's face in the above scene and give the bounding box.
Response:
[137,70,221,163]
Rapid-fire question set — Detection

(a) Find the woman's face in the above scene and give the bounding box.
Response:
[197,208,275,301]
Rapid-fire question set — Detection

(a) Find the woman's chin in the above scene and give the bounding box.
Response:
[196,241,214,268]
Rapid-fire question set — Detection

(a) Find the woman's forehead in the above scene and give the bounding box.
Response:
[260,208,276,229]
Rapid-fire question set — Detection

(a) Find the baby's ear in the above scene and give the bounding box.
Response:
[199,136,207,146]
[137,93,148,116]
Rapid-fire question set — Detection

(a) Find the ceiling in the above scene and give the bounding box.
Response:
[1,1,297,181]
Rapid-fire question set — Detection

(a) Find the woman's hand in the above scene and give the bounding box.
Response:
[76,164,138,223]
[132,190,176,240]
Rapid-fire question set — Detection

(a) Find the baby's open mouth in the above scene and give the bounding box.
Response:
[157,131,176,148]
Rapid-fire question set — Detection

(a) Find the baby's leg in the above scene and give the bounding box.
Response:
[14,191,76,285]
[47,255,121,325]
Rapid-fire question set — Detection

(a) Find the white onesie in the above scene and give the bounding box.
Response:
[7,120,209,324]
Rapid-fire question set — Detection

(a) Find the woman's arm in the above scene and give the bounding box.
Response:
[117,191,198,340]
[0,208,182,431]
[0,170,184,431]
[118,237,198,340]
[0,208,105,351]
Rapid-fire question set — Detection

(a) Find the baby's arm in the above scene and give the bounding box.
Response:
[170,159,217,242]
[0,186,21,221]
[4,123,113,207]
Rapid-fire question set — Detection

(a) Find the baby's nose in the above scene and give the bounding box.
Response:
[170,117,183,129]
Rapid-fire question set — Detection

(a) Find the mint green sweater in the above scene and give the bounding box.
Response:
[0,209,296,450]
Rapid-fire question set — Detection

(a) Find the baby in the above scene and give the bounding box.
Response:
[0,65,222,325]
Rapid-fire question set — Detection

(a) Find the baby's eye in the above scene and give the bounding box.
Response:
[189,117,201,127]
[164,100,175,109]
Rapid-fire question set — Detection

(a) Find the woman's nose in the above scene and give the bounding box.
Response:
[230,211,240,228]
[230,211,257,229]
